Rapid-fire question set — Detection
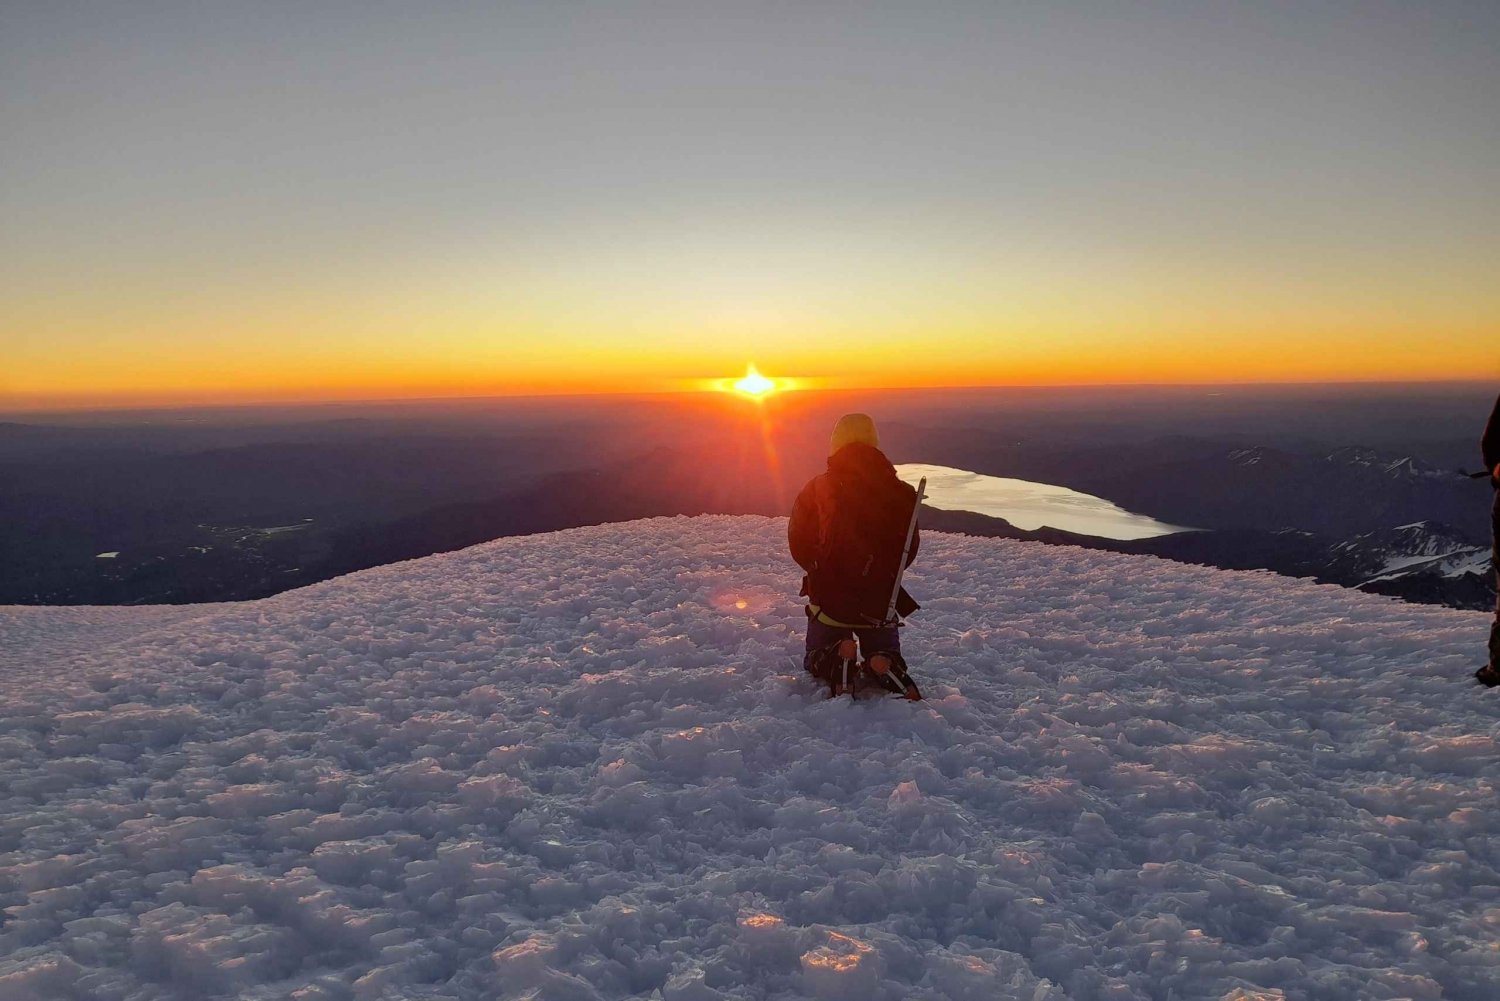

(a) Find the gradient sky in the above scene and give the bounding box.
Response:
[3,1,1498,409]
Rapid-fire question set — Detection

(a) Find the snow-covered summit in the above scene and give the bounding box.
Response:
[1,516,1496,1001]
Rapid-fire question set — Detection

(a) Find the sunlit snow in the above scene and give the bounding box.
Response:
[897,463,1192,540]
[1,516,1494,1000]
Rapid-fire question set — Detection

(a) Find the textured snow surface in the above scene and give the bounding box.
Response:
[2,516,1497,1001]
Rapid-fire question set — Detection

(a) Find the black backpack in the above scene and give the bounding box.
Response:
[809,472,913,624]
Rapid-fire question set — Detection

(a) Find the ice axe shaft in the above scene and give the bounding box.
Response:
[882,476,926,626]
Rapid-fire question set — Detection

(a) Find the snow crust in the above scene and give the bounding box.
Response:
[1,516,1497,1000]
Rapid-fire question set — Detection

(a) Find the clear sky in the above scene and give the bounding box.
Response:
[3,1,1498,409]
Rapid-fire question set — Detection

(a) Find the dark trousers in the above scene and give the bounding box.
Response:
[1490,491,1500,670]
[803,615,901,675]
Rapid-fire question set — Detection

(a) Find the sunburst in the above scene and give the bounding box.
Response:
[732,364,776,397]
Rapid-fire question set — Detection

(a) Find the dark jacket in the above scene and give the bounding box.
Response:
[1484,393,1500,484]
[788,442,921,625]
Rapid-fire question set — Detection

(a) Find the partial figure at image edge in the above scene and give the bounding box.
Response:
[1477,391,1500,688]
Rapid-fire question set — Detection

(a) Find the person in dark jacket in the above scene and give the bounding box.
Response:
[789,413,923,698]
[1477,393,1500,687]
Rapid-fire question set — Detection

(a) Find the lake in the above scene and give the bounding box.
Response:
[895,463,1193,541]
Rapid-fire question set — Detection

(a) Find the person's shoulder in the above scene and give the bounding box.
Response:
[795,472,829,502]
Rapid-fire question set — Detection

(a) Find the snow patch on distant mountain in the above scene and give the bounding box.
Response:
[1328,521,1493,589]
[0,517,1495,1000]
[1228,444,1463,482]
[1324,446,1459,481]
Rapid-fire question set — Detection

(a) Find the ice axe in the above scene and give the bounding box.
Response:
[882,476,926,627]
[870,476,926,699]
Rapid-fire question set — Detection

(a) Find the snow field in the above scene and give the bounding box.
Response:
[1,515,1497,1000]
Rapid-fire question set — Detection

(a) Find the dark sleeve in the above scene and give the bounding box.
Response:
[788,480,820,571]
[1484,393,1500,475]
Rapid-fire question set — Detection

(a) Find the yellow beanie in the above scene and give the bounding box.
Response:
[829,413,880,455]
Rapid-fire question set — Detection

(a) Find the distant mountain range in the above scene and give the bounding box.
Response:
[921,512,1494,612]
[926,504,1495,615]
[1060,442,1488,540]
[906,437,1494,612]
[1148,446,1494,610]
[3,421,1493,612]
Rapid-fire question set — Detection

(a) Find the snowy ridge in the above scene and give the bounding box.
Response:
[1,516,1497,1001]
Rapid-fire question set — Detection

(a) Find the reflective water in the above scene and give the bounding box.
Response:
[896,463,1193,541]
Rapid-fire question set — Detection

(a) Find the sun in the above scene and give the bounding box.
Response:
[732,364,776,398]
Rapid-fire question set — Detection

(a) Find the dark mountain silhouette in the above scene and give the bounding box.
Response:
[2,392,1492,609]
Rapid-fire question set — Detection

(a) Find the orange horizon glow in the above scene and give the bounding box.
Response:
[5,318,1498,414]
[3,365,1496,414]
[9,322,1497,411]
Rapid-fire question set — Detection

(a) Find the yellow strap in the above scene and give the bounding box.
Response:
[807,603,868,630]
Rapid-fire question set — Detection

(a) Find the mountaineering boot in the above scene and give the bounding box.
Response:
[805,639,860,698]
[1476,664,1500,688]
[866,651,922,700]
[804,643,837,693]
